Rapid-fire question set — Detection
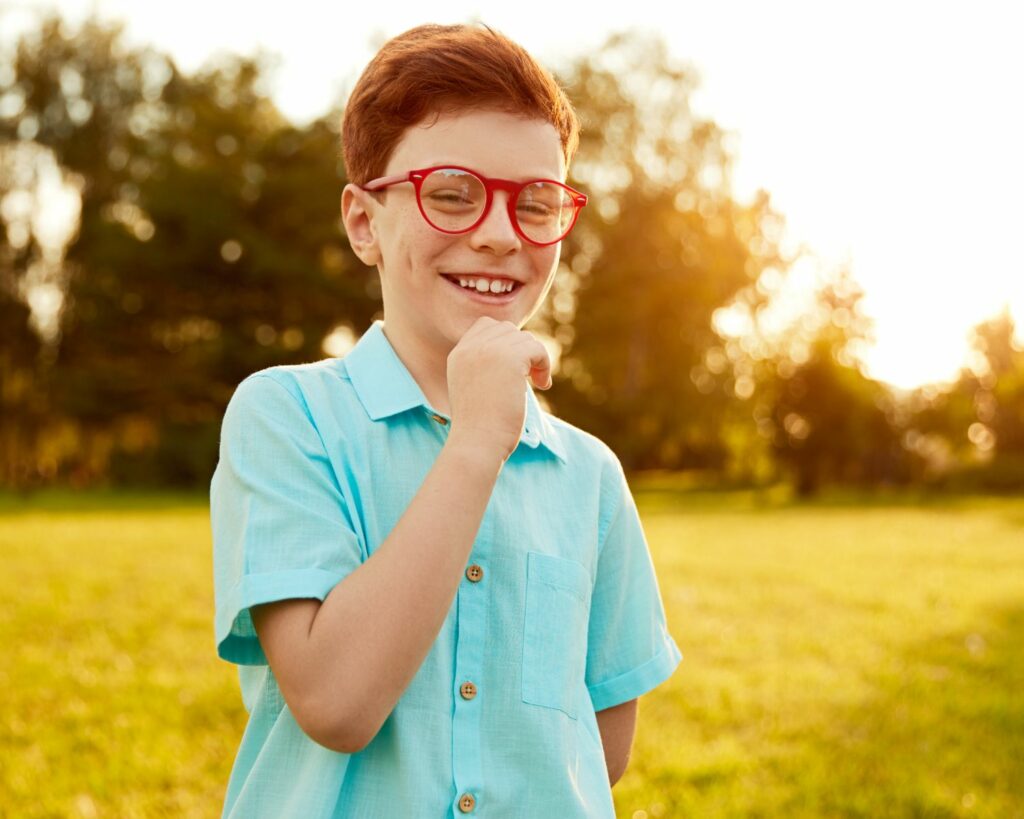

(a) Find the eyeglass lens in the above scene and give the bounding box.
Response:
[419,168,576,243]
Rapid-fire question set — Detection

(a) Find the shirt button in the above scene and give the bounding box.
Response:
[458,793,476,813]
[465,564,484,582]
[460,681,477,700]
[430,413,449,425]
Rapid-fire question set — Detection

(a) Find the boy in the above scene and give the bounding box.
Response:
[210,21,682,818]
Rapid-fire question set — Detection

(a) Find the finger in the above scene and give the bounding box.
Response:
[465,318,519,347]
[457,316,502,344]
[507,334,550,365]
[521,340,552,390]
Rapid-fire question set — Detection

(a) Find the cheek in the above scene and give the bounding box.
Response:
[534,247,560,280]
[385,227,442,279]
[400,213,443,249]
[420,236,474,277]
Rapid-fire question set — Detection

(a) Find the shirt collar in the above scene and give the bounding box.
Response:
[342,320,566,464]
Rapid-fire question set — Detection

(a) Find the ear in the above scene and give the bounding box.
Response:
[341,184,382,266]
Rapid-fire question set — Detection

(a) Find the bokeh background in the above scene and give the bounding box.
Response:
[1,2,1021,817]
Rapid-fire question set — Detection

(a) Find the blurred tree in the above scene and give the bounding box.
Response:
[970,306,1024,457]
[542,30,792,472]
[0,149,45,486]
[0,12,373,487]
[5,12,999,494]
[906,306,1024,492]
[726,265,909,496]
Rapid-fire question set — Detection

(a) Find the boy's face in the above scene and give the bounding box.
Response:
[341,108,566,354]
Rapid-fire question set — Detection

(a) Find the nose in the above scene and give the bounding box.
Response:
[468,191,521,253]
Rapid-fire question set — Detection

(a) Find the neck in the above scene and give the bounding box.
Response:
[379,320,453,417]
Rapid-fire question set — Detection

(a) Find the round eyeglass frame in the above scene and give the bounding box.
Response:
[357,164,589,247]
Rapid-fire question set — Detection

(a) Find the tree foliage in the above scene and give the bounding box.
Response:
[1,13,1019,494]
[1,13,372,485]
[544,31,791,471]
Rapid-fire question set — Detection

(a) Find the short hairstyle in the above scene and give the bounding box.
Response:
[340,22,581,200]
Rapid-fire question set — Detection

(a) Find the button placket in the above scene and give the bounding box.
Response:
[451,539,487,813]
[425,408,451,442]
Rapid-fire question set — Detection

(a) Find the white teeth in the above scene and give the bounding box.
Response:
[455,277,514,294]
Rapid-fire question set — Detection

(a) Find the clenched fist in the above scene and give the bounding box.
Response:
[446,317,552,464]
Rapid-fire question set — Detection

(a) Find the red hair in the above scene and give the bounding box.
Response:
[340,22,581,199]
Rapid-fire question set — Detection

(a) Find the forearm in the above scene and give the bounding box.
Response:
[304,432,504,749]
[596,699,638,786]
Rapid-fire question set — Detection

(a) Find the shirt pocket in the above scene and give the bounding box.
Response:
[521,551,592,720]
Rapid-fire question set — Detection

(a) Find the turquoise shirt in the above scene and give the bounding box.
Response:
[210,319,683,818]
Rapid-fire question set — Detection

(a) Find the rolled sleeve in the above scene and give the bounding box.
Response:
[585,455,682,712]
[210,373,364,666]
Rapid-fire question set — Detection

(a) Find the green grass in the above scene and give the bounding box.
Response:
[1,487,1022,818]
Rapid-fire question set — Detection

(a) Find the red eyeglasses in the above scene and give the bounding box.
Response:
[358,165,588,247]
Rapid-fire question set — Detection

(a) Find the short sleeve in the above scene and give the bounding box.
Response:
[210,373,365,666]
[585,454,683,711]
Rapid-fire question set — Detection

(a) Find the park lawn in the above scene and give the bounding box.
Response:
[0,487,1022,818]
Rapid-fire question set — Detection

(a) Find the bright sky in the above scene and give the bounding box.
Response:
[5,0,1023,390]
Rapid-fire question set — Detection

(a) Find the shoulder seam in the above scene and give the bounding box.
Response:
[245,373,334,462]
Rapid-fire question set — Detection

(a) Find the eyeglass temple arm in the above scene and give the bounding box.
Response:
[359,173,411,191]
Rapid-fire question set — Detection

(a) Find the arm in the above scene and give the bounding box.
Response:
[595,698,638,786]
[251,431,504,754]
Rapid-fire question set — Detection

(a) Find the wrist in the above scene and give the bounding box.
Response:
[445,429,508,472]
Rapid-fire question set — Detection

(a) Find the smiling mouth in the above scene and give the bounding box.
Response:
[441,275,523,303]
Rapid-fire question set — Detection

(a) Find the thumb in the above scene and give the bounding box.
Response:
[524,339,552,390]
[529,364,552,390]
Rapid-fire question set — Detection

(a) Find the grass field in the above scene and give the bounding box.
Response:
[1,485,1022,818]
